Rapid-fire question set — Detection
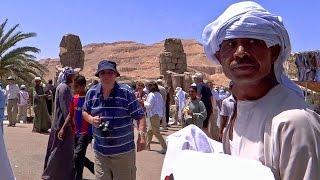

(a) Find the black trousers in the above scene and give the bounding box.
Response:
[74,134,94,180]
[46,99,53,116]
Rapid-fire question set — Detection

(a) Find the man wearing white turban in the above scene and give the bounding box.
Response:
[203,1,320,180]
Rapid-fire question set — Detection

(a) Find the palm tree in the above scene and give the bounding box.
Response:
[0,19,47,87]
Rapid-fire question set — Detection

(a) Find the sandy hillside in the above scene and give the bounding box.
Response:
[39,39,229,86]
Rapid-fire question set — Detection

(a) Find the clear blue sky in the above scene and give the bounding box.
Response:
[1,0,319,59]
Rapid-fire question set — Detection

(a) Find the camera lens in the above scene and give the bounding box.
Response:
[99,121,110,132]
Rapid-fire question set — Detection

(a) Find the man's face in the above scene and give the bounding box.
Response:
[136,84,144,92]
[99,69,117,85]
[188,88,197,99]
[8,80,14,85]
[35,80,41,86]
[194,77,201,84]
[67,74,75,85]
[74,83,85,94]
[215,38,279,85]
[147,84,154,92]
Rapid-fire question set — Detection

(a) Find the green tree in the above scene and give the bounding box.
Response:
[0,19,46,87]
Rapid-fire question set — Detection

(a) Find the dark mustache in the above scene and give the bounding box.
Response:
[230,55,258,69]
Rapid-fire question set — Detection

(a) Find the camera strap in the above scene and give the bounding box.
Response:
[106,88,117,130]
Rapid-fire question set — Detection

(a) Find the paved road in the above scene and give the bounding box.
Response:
[3,123,179,180]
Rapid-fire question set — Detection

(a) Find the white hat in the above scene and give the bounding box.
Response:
[20,85,26,89]
[194,73,203,79]
[7,76,14,80]
[34,77,41,81]
[156,79,163,83]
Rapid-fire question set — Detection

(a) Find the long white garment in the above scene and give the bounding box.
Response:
[0,128,15,180]
[160,125,274,180]
[160,125,223,180]
[223,85,320,180]
[175,88,186,120]
[172,150,274,180]
[18,90,29,106]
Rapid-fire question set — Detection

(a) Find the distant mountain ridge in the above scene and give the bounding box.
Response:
[39,39,229,86]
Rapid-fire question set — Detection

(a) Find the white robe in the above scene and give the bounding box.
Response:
[160,125,274,180]
[223,84,320,180]
[0,128,15,180]
[176,89,186,120]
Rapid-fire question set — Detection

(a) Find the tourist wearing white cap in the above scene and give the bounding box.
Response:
[5,76,19,127]
[17,85,29,123]
[202,1,320,179]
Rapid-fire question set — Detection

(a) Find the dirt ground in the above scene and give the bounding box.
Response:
[3,122,180,180]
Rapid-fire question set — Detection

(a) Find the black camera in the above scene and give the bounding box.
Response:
[99,121,110,132]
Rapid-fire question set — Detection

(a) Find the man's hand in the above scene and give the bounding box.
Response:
[58,129,64,141]
[90,116,101,127]
[137,134,146,152]
[137,98,143,104]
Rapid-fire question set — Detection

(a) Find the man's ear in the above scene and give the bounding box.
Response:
[270,45,281,63]
[214,51,222,63]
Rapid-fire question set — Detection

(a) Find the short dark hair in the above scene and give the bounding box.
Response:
[93,80,99,85]
[48,79,53,84]
[148,81,159,92]
[136,81,145,88]
[74,75,86,87]
[189,86,197,92]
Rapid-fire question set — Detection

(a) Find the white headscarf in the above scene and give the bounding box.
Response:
[175,87,186,120]
[57,66,75,85]
[202,1,303,97]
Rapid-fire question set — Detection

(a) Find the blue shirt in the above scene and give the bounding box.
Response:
[83,82,144,155]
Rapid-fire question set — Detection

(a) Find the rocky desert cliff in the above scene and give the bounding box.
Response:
[39,39,230,86]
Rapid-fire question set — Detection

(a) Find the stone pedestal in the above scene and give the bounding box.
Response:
[159,38,188,80]
[59,34,84,69]
[54,34,85,85]
[183,72,193,90]
[171,74,185,92]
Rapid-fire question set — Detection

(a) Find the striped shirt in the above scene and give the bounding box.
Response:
[83,82,144,155]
